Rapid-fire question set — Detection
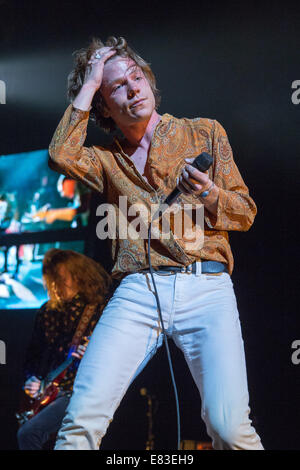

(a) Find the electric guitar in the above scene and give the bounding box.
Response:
[16,338,89,426]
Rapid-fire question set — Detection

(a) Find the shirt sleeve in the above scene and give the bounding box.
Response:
[48,105,105,194]
[204,120,257,231]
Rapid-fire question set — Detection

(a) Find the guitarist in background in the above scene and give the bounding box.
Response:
[17,248,112,450]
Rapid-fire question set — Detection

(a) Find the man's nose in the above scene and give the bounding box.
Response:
[127,80,140,99]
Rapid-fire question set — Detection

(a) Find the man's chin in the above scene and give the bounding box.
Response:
[116,108,155,128]
[132,106,155,120]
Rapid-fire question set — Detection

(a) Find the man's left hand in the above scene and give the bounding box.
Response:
[71,344,87,360]
[177,158,219,216]
[71,336,90,360]
[177,158,211,196]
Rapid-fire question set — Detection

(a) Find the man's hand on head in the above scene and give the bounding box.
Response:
[72,47,117,111]
[84,47,117,91]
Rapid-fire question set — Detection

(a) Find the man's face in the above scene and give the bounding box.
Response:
[100,57,156,129]
[54,263,78,301]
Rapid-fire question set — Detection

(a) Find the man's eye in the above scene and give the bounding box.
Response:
[113,84,122,92]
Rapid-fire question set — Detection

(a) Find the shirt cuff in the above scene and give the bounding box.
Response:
[71,104,91,120]
[204,187,225,229]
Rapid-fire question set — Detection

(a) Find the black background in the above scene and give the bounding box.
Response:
[0,0,299,450]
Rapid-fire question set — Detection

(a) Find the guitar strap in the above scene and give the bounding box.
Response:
[48,303,97,383]
[71,303,97,347]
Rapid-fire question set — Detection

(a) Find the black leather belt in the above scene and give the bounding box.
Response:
[139,261,228,275]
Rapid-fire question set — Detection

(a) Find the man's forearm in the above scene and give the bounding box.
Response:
[72,83,98,111]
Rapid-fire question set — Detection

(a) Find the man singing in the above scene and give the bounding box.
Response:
[48,36,263,450]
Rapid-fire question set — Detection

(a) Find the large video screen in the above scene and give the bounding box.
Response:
[0,240,85,309]
[0,149,91,235]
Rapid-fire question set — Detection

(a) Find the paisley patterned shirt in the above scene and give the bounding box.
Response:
[49,105,257,278]
[23,294,102,392]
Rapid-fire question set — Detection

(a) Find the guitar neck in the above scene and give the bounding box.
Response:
[46,356,74,383]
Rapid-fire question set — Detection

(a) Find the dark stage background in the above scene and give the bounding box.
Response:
[0,0,299,450]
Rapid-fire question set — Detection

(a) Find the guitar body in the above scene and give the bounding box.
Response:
[16,371,66,426]
[31,382,60,415]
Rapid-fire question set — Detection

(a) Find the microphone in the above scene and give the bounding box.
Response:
[163,152,213,206]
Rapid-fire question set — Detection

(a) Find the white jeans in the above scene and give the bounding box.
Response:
[55,268,263,450]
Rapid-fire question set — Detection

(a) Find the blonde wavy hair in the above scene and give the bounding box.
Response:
[67,36,161,133]
[42,248,112,310]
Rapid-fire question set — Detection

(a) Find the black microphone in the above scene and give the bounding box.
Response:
[164,152,213,206]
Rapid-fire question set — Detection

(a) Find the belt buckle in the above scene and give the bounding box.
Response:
[185,264,193,274]
[180,265,193,274]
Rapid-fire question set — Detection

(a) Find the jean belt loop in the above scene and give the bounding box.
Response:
[195,260,202,277]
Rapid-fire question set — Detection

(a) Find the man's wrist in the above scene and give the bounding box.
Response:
[72,83,98,111]
[81,82,99,93]
[198,181,215,198]
[198,183,219,214]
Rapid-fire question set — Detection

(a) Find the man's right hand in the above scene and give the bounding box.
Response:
[84,47,117,91]
[24,376,41,399]
[73,47,116,111]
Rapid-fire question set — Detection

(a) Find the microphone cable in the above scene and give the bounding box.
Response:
[146,152,213,450]
[147,213,181,451]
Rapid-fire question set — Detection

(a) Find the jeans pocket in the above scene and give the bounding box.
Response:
[204,273,232,284]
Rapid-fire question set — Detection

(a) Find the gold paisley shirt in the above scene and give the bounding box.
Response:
[23,295,102,392]
[49,105,257,278]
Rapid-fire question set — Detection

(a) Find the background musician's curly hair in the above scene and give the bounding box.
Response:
[67,36,161,133]
[42,248,112,310]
